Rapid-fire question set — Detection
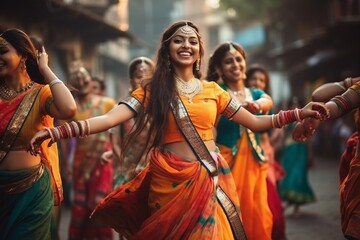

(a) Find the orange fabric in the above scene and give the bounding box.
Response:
[92,148,240,239]
[131,81,231,144]
[218,134,272,240]
[339,139,360,239]
[4,85,63,205]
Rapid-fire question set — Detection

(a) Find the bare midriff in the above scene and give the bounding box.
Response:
[163,140,217,161]
[0,150,41,170]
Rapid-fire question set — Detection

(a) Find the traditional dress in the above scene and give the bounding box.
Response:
[0,84,62,239]
[68,96,116,240]
[339,105,360,239]
[91,81,245,239]
[216,85,273,240]
[278,123,316,205]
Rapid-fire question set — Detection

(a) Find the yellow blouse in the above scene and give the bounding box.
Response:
[130,81,233,144]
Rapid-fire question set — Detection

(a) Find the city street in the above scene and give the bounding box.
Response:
[58,156,345,240]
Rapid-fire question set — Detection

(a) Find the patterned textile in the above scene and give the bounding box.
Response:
[68,96,115,240]
[91,148,240,240]
[339,131,360,239]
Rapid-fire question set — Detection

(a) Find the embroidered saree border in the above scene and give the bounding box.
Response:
[171,96,247,240]
[0,88,41,163]
[120,96,143,115]
[170,97,217,176]
[222,98,241,120]
[246,128,266,164]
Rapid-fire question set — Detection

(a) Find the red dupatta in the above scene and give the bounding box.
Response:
[0,88,41,163]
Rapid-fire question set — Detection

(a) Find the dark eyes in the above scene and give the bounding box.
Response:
[224,57,242,64]
[172,38,198,45]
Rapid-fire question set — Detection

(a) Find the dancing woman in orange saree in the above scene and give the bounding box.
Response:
[30,21,325,240]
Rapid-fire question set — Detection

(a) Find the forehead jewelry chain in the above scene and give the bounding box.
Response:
[0,81,34,101]
[175,75,202,103]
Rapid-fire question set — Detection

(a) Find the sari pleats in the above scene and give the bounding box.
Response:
[92,148,239,239]
[219,134,272,240]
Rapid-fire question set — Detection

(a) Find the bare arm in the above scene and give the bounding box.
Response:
[230,101,324,132]
[29,103,135,153]
[37,47,76,119]
[312,77,360,102]
[324,87,360,119]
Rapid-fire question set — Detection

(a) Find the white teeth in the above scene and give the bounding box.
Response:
[179,52,191,56]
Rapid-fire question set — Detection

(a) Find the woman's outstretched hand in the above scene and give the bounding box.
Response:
[300,102,329,120]
[28,129,53,156]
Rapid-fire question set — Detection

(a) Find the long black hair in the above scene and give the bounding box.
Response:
[1,28,45,84]
[121,20,204,162]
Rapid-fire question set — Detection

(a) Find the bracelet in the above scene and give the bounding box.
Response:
[49,78,63,88]
[343,77,353,88]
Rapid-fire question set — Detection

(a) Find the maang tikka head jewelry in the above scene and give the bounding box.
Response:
[163,21,200,43]
[228,42,237,54]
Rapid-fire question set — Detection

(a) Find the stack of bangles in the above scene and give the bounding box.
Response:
[329,95,353,115]
[44,120,90,143]
[49,78,64,88]
[271,108,303,128]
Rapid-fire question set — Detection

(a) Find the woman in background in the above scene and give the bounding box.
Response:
[206,42,274,240]
[246,64,287,240]
[279,97,316,217]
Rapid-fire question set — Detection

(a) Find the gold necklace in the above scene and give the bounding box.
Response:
[175,75,202,103]
[228,88,249,104]
[0,81,34,101]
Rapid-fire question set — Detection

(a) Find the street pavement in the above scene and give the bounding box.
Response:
[58,155,346,240]
[284,156,345,240]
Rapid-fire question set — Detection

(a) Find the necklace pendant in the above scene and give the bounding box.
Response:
[188,98,192,103]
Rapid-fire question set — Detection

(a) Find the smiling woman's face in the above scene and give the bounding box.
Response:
[168,29,200,70]
[0,37,23,78]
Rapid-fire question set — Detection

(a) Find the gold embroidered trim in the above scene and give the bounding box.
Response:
[0,88,41,163]
[119,96,143,115]
[222,98,241,120]
[216,186,247,240]
[0,163,44,194]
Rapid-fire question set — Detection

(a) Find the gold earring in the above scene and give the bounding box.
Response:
[196,59,200,71]
[21,60,27,71]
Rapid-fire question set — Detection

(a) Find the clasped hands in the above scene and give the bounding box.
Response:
[292,102,330,142]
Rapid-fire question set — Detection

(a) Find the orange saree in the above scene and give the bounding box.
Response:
[91,148,240,240]
[219,134,272,240]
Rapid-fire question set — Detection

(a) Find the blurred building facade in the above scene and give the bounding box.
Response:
[0,0,134,100]
[255,0,360,104]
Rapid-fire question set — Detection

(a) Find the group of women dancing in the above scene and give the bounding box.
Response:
[1,20,358,240]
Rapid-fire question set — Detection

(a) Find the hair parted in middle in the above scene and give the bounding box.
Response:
[121,20,204,164]
[206,41,246,82]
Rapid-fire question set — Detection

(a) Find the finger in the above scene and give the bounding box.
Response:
[42,46,46,53]
[48,140,54,148]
